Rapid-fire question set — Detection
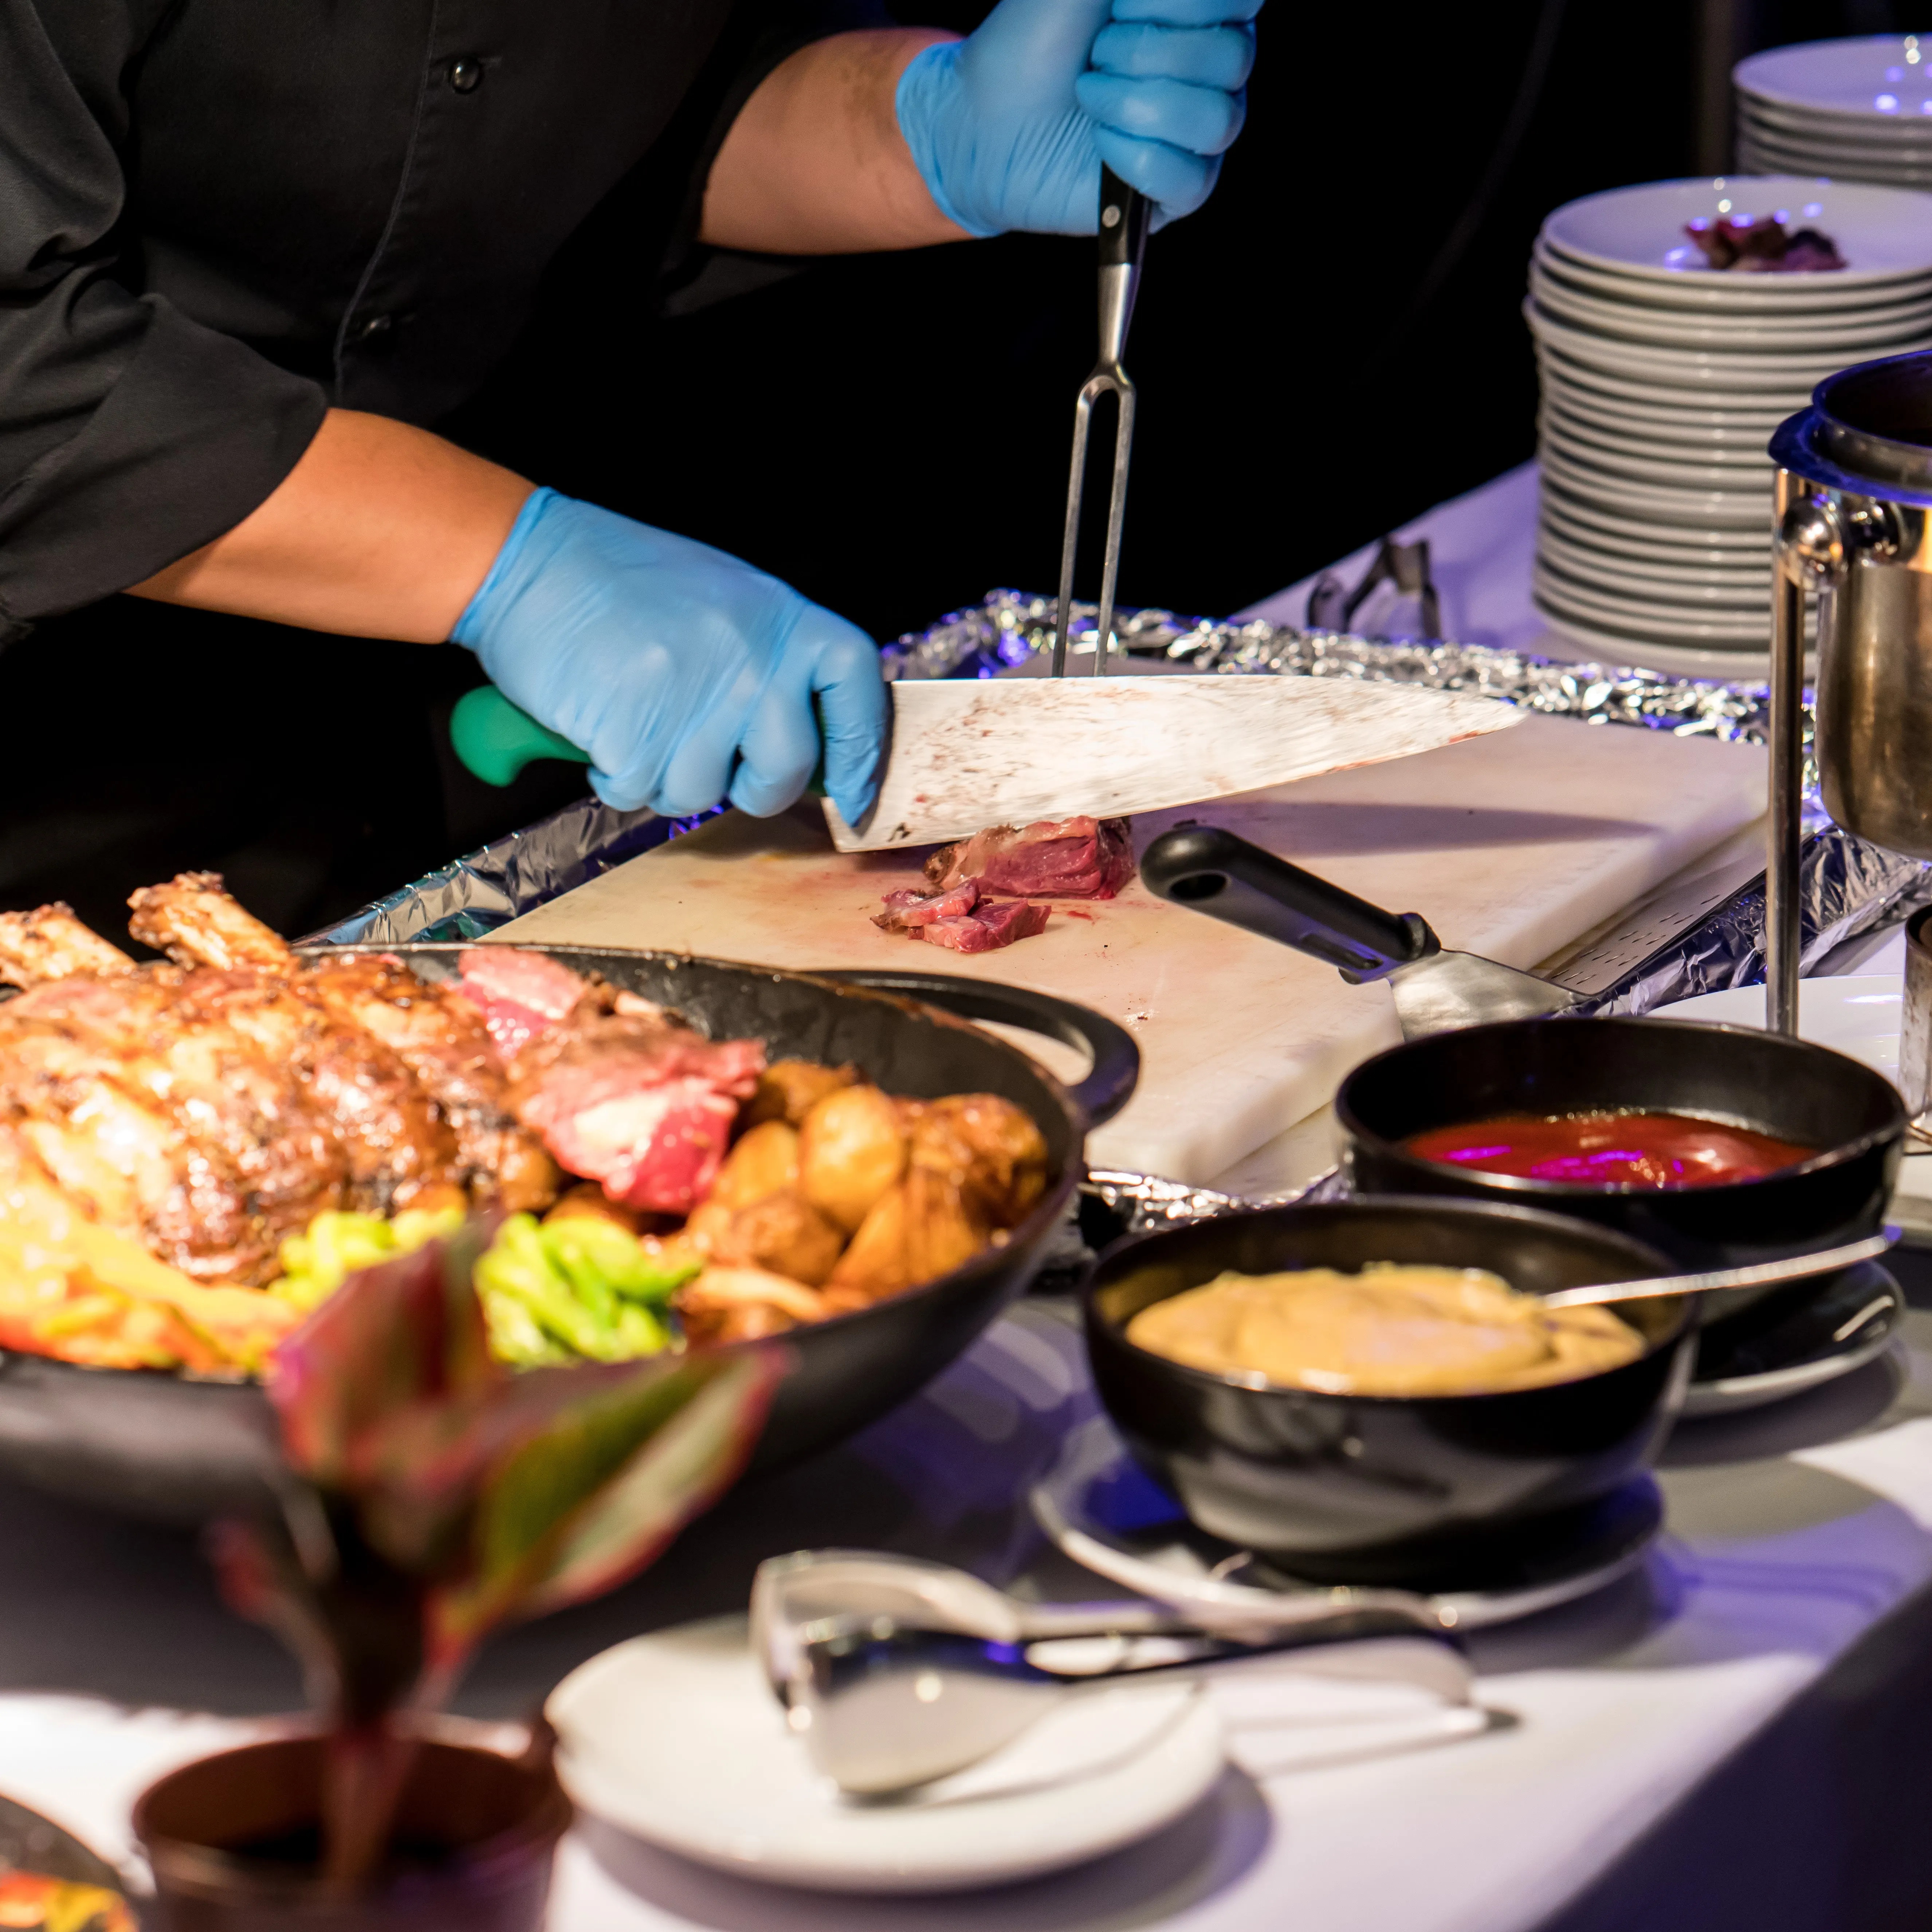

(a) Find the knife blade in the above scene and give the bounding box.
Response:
[821,674,1524,853]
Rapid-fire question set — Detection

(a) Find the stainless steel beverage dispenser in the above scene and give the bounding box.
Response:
[1768,350,1932,1037]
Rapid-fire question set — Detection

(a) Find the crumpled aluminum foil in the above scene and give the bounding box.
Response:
[309,591,1928,1021]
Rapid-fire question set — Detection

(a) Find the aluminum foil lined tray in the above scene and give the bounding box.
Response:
[308,591,1930,1014]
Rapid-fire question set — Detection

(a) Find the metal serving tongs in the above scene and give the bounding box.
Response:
[1050,169,1153,679]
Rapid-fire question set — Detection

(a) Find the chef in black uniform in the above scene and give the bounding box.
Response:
[0,0,1260,935]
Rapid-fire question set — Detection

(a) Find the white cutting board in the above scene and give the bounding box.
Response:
[494,715,1768,1183]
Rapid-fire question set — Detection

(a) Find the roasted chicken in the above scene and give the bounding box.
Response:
[0,876,560,1285]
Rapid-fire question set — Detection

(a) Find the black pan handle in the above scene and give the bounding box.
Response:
[1139,824,1440,985]
[820,970,1140,1126]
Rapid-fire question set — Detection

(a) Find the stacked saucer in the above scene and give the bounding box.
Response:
[1737,36,1932,188]
[1528,174,1932,674]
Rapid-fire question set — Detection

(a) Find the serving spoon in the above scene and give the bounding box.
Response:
[1537,1226,1897,1308]
[753,1551,1469,1796]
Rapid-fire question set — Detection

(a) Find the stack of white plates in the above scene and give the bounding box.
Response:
[1528,174,1932,674]
[1737,36,1932,188]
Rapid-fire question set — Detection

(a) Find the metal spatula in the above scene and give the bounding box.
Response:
[1140,822,1583,1038]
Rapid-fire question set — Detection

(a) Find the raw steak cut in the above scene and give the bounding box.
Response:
[455,947,588,1054]
[916,900,1053,954]
[924,816,1134,899]
[873,880,979,932]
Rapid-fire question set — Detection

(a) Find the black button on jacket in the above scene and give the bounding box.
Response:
[0,0,862,643]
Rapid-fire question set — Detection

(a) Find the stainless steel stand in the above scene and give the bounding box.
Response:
[1766,468,1806,1037]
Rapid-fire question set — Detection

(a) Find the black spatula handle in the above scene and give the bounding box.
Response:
[1139,824,1440,984]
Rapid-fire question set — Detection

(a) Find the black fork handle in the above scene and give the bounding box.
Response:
[1139,824,1440,984]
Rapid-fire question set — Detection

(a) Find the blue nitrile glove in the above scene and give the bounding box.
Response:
[896,0,1262,238]
[451,490,887,823]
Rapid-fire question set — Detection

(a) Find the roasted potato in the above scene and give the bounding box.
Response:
[921,1095,1048,1227]
[714,1191,846,1287]
[709,1120,801,1211]
[676,1263,828,1344]
[742,1059,860,1130]
[799,1085,908,1233]
[542,1181,648,1235]
[825,1166,989,1303]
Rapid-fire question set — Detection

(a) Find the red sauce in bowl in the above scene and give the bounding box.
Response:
[1403,1110,1817,1189]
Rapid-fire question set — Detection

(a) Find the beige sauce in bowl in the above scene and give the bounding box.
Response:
[1124,1264,1645,1397]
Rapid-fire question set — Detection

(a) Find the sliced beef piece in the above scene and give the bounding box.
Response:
[924,816,1134,899]
[452,947,589,1055]
[873,880,979,932]
[915,900,1052,953]
[507,1011,766,1214]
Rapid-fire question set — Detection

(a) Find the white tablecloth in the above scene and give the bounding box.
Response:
[8,474,1929,1931]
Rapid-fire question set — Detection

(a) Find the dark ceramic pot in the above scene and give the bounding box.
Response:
[1337,1015,1905,1320]
[1084,1197,1695,1585]
[133,1734,570,1932]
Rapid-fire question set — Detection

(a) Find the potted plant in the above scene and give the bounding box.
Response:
[132,1222,778,1930]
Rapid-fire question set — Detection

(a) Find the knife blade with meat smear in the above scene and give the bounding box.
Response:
[821,673,1523,852]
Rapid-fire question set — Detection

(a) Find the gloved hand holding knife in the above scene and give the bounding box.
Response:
[450,0,1262,821]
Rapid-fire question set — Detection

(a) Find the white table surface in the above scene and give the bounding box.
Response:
[6,469,1924,1931]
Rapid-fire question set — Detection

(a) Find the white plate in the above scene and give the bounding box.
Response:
[1541,386,1788,449]
[547,1616,1226,1894]
[1531,239,1932,314]
[1539,418,1774,491]
[1531,601,1773,679]
[1736,114,1932,161]
[1649,972,1903,1076]
[1527,302,1908,388]
[1546,498,1770,572]
[1537,530,1769,607]
[1735,150,1932,193]
[1541,402,1776,466]
[1529,268,1932,350]
[1533,564,1770,641]
[1538,474,1770,550]
[1538,445,1771,528]
[1534,343,1805,417]
[1737,36,1932,122]
[1542,174,1932,284]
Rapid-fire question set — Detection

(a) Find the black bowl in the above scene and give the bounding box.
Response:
[1083,1197,1694,1585]
[0,946,1139,1524]
[1338,1016,1905,1318]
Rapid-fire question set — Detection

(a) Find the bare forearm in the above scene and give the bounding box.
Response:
[127,409,533,641]
[701,28,964,254]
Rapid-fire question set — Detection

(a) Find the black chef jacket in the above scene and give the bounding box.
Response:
[0,0,873,646]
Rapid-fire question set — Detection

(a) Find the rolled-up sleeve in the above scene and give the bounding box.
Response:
[0,0,327,641]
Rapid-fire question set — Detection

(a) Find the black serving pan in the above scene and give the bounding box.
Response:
[0,945,1138,1525]
[1084,1197,1694,1585]
[1338,1016,1905,1317]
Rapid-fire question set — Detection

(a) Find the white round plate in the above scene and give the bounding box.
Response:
[1538,474,1770,553]
[1529,269,1932,350]
[1736,115,1932,162]
[1737,36,1932,122]
[1538,517,1767,585]
[1541,403,1775,467]
[1736,148,1932,193]
[547,1616,1225,1894]
[1531,591,1771,673]
[1538,501,1771,574]
[1538,445,1771,527]
[1537,530,1769,607]
[1534,342,1805,417]
[1541,174,1932,284]
[1540,418,1773,491]
[1649,972,1902,1076]
[1528,302,1908,388]
[1533,564,1768,642]
[1531,238,1932,314]
[1541,386,1787,449]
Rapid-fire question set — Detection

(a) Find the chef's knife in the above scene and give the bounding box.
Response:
[1140,822,1581,1038]
[450,676,1525,849]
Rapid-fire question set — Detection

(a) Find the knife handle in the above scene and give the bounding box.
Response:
[451,686,590,786]
[1097,167,1151,367]
[1139,824,1441,984]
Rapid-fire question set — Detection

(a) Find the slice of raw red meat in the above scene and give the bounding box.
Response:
[916,900,1053,953]
[873,880,979,932]
[924,816,1134,899]
[454,947,589,1055]
[512,1032,765,1212]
